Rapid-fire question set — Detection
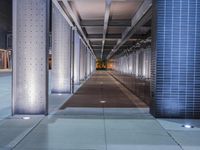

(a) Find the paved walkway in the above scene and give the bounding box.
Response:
[0,71,199,150]
[61,71,147,108]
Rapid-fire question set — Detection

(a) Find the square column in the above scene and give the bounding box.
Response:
[12,0,49,115]
[87,49,90,77]
[84,46,87,79]
[79,41,85,81]
[151,0,200,118]
[51,4,71,93]
[74,30,80,85]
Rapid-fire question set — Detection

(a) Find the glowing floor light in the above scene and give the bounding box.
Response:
[22,116,31,120]
[100,100,106,104]
[182,124,194,128]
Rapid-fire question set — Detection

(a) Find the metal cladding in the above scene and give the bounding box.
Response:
[51,3,71,93]
[12,0,49,115]
[113,48,151,79]
[151,0,200,118]
[79,41,85,81]
[87,49,91,77]
[74,31,80,85]
[112,48,151,104]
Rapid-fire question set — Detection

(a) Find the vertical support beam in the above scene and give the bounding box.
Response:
[12,0,49,115]
[87,49,90,77]
[74,30,80,85]
[51,3,71,93]
[79,41,85,81]
[84,46,87,79]
[151,0,200,118]
[3,51,8,69]
[71,28,75,93]
[90,54,93,74]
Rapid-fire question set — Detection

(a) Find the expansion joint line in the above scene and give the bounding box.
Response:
[155,120,184,150]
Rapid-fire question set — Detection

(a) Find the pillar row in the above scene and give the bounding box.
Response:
[12,0,49,115]
[51,3,71,93]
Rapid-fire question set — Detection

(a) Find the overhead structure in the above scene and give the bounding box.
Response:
[107,0,152,59]
[101,0,112,59]
[61,0,96,58]
[53,0,151,60]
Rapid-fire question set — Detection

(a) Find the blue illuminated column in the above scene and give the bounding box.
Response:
[51,3,71,93]
[151,0,200,118]
[12,0,49,115]
[74,30,80,85]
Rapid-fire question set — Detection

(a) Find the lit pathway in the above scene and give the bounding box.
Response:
[0,71,199,150]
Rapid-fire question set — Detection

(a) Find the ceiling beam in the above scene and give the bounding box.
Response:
[101,0,112,59]
[52,0,73,26]
[81,19,131,27]
[61,0,96,58]
[87,34,121,39]
[106,0,152,59]
[92,45,131,49]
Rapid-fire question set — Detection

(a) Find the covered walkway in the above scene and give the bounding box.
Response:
[0,71,199,150]
[0,0,200,149]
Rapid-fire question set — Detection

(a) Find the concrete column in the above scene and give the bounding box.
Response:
[74,30,80,85]
[51,4,71,93]
[151,0,200,118]
[12,0,49,115]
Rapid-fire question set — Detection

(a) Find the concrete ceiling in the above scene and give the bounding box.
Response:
[58,0,152,60]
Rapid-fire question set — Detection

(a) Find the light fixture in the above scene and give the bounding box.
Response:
[22,116,31,120]
[182,124,194,128]
[100,100,106,104]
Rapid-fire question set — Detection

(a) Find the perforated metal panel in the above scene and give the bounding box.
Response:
[12,0,49,115]
[74,31,80,85]
[51,4,71,93]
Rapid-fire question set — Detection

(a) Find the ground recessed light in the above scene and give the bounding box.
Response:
[182,124,194,128]
[22,116,31,120]
[100,100,106,104]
